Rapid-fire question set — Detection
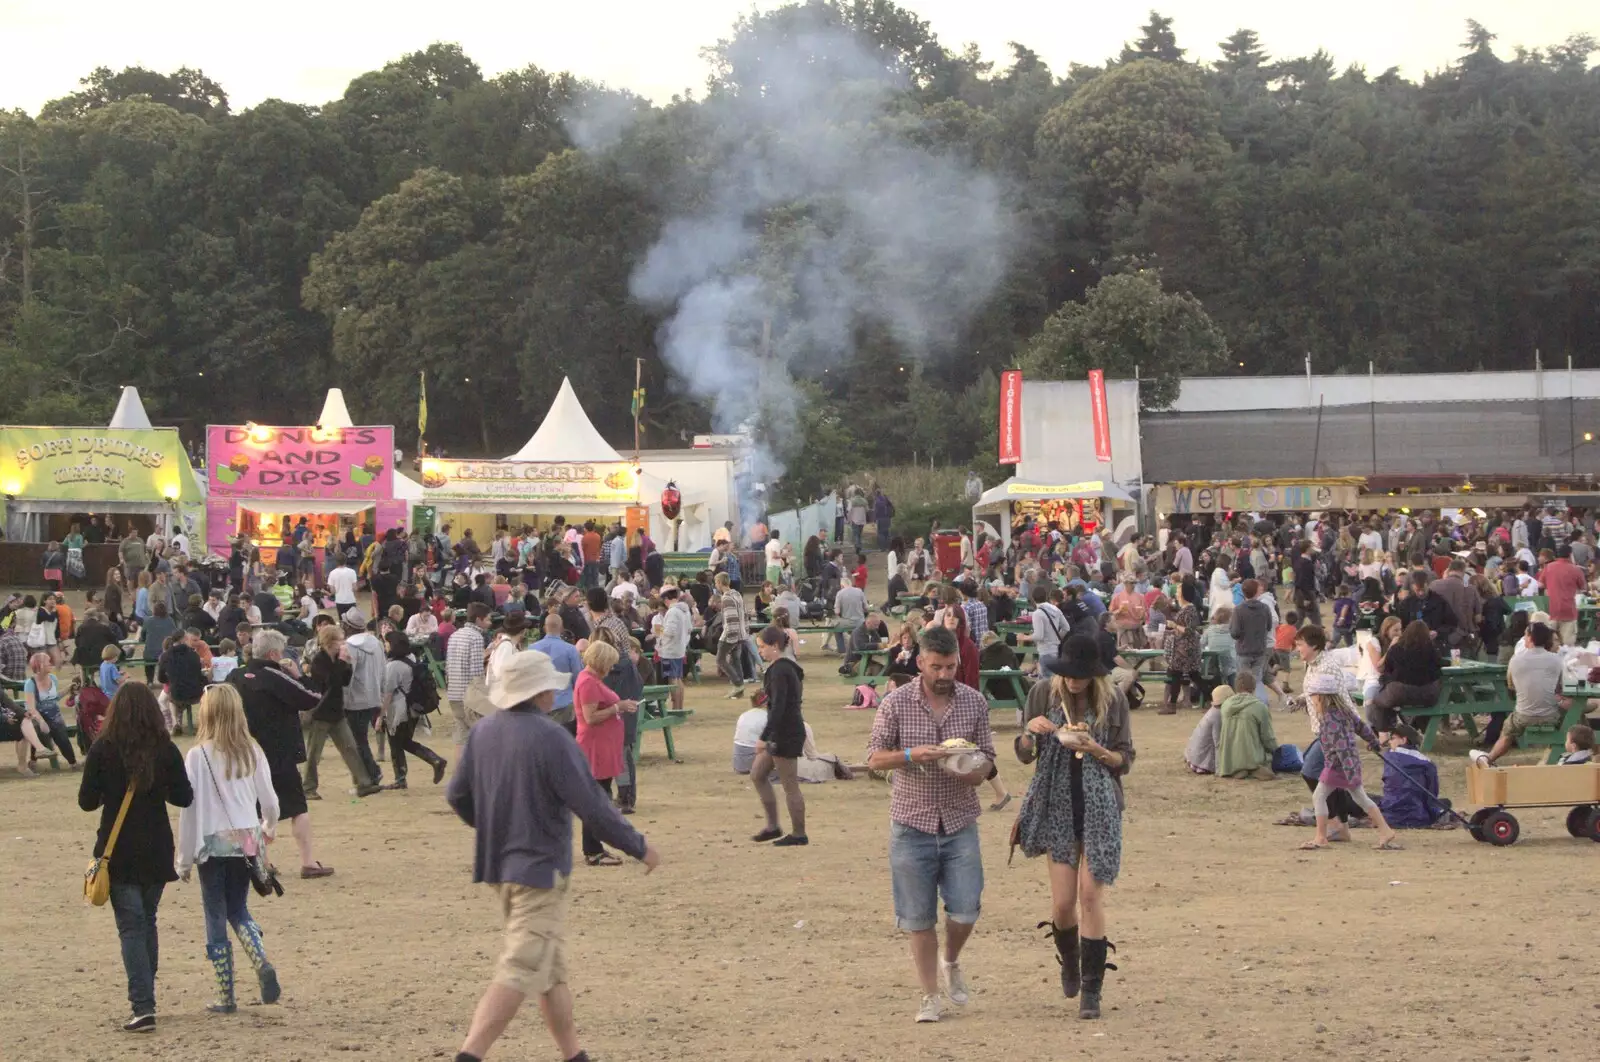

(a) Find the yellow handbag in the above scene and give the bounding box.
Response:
[84,788,135,907]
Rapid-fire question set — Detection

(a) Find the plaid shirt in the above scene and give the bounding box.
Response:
[445,624,486,701]
[597,612,632,648]
[867,678,995,835]
[0,631,28,681]
[963,598,989,641]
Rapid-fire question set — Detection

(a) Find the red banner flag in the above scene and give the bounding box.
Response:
[1088,369,1111,463]
[998,370,1023,464]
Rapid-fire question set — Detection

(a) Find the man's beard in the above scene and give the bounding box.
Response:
[929,678,956,696]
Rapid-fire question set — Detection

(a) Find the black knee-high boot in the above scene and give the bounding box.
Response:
[1079,937,1117,1019]
[1039,921,1080,998]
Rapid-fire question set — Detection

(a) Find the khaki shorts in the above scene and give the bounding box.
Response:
[493,876,571,996]
[1502,711,1553,743]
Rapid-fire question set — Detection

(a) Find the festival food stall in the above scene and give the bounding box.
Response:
[417,378,643,542]
[973,478,1136,548]
[0,389,206,581]
[204,417,405,566]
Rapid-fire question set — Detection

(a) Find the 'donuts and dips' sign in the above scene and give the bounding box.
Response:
[206,425,395,499]
[418,459,638,503]
[1155,481,1359,515]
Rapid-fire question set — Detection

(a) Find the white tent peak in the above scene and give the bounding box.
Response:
[109,386,154,430]
[505,378,623,463]
[317,388,355,429]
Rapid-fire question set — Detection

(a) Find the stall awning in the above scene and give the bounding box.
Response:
[1352,493,1527,512]
[975,477,1135,511]
[232,498,379,516]
[7,500,176,515]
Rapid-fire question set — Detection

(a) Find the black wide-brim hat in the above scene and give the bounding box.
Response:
[1040,634,1108,679]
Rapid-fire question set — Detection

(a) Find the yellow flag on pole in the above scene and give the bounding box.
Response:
[418,371,428,437]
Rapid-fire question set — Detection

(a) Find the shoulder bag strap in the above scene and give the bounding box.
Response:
[102,787,136,861]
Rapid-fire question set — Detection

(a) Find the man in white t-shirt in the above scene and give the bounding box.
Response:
[327,560,359,615]
[170,530,191,558]
[1357,521,1383,555]
[764,532,784,569]
[732,707,768,774]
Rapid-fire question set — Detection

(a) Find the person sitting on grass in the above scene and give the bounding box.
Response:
[1215,673,1278,780]
[1472,622,1566,767]
[1376,723,1452,829]
[1559,723,1594,765]
[1183,686,1225,775]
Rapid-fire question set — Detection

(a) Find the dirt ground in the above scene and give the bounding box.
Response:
[2,584,1597,1062]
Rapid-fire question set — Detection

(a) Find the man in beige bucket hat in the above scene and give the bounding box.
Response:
[447,650,661,1062]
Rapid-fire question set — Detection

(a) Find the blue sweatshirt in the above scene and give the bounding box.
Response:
[447,707,646,888]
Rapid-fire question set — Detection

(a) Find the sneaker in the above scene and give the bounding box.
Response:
[355,784,383,797]
[123,1013,155,1033]
[915,993,943,1023]
[385,779,408,790]
[432,759,448,785]
[772,834,809,847]
[305,791,323,801]
[725,687,746,700]
[941,959,970,1006]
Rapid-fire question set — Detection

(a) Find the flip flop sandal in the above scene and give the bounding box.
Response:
[1373,840,1405,851]
[1273,814,1310,826]
[1297,841,1329,851]
[585,853,623,867]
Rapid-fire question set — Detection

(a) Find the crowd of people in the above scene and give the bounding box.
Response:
[13,497,1600,1056]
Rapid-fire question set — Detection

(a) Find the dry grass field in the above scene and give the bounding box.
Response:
[2,586,1596,1062]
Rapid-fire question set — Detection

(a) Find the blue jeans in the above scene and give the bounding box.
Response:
[582,561,604,588]
[109,881,164,1015]
[198,858,253,948]
[851,523,863,551]
[888,821,983,931]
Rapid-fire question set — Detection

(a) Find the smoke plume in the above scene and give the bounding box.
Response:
[573,25,1015,496]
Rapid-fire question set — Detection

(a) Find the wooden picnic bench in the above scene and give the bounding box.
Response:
[634,683,693,761]
[1368,661,1509,752]
[841,647,891,681]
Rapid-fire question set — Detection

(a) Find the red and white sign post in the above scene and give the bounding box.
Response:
[1088,369,1112,463]
[998,369,1023,465]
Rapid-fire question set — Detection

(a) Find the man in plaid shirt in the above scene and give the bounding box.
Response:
[0,623,29,682]
[960,580,989,642]
[446,603,492,744]
[866,625,996,1024]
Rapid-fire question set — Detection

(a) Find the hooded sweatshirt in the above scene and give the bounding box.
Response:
[344,630,386,712]
[1215,692,1278,776]
[1229,597,1275,657]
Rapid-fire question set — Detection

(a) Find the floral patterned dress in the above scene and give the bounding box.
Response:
[1014,689,1132,885]
[1163,603,1201,674]
[1314,698,1377,789]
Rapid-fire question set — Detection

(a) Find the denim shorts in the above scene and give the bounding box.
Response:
[659,657,685,680]
[889,820,983,931]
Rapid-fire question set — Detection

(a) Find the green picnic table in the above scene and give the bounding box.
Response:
[979,668,1030,719]
[997,621,1032,638]
[1363,661,1509,752]
[842,647,891,680]
[634,683,694,761]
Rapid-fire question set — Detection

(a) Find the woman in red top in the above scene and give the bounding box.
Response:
[942,592,1011,809]
[573,640,637,866]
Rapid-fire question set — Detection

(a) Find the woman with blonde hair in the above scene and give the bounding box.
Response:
[24,650,77,767]
[1014,635,1136,1020]
[176,684,282,1015]
[574,639,637,864]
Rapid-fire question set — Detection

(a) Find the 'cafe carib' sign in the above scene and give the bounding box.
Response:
[206,424,395,499]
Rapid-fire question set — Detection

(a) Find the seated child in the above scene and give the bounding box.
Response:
[846,684,879,711]
[1377,723,1448,828]
[211,638,240,683]
[1202,606,1237,696]
[1183,686,1225,774]
[1559,723,1594,765]
[1215,673,1278,780]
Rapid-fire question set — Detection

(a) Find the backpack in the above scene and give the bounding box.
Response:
[405,658,441,714]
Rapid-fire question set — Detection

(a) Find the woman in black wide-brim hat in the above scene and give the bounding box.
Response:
[1013,634,1136,1019]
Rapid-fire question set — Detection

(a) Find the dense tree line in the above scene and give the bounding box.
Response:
[1,5,1596,500]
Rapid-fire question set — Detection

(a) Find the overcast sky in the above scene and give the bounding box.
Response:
[2,1,1595,114]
